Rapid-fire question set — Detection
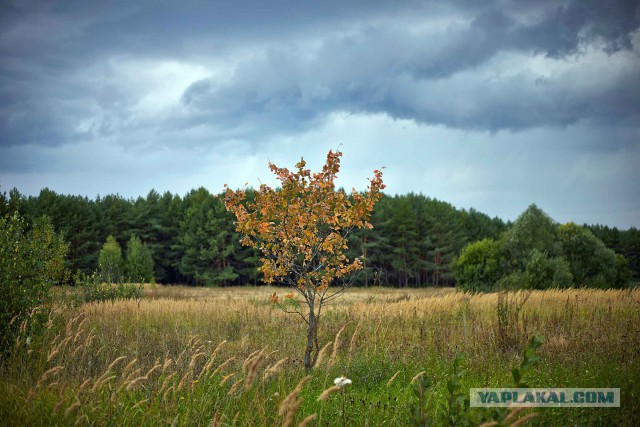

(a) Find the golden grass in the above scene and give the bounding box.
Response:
[31,286,640,380]
[2,285,639,426]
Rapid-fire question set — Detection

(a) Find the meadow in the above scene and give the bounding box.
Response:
[1,285,638,426]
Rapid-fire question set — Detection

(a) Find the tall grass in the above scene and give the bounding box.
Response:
[1,285,638,426]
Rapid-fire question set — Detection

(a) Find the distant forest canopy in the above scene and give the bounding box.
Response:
[1,187,638,287]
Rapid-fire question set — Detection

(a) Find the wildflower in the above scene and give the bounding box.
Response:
[334,376,352,387]
[26,336,31,346]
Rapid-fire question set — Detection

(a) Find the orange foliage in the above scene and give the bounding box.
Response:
[223,150,384,295]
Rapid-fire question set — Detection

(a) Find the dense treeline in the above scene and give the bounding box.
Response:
[1,187,638,287]
[453,205,634,291]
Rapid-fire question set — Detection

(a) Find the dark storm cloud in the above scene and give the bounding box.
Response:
[181,21,640,135]
[179,0,640,136]
[1,0,639,149]
[520,0,640,55]
[0,0,406,147]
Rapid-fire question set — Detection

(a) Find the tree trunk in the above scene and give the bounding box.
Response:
[304,303,320,371]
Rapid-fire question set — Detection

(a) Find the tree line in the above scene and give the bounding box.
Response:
[454,205,634,291]
[1,187,638,287]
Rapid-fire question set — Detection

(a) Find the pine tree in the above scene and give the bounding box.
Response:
[388,195,420,287]
[156,192,185,283]
[179,188,240,286]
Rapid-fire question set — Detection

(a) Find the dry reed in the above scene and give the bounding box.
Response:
[329,324,347,366]
[317,385,341,401]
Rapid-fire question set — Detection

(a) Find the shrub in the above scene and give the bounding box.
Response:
[125,234,155,283]
[453,238,505,292]
[0,212,68,356]
[559,222,630,288]
[523,250,573,289]
[409,336,543,426]
[75,271,142,304]
[98,235,124,283]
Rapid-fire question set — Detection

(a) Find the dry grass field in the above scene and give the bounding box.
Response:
[1,285,639,426]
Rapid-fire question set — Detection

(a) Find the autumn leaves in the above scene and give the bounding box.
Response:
[223,149,384,293]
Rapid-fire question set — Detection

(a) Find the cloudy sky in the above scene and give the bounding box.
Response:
[1,0,639,228]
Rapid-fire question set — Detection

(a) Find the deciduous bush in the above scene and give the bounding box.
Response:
[453,238,505,292]
[523,249,573,290]
[125,234,155,283]
[98,235,123,283]
[409,336,543,426]
[74,271,142,304]
[0,212,67,356]
[454,206,632,291]
[559,222,630,288]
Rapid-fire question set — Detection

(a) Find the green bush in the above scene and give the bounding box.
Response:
[455,207,632,292]
[75,271,142,304]
[125,234,155,283]
[524,250,573,289]
[98,235,124,284]
[559,222,631,288]
[409,336,543,426]
[453,238,505,292]
[0,212,68,356]
[495,271,526,290]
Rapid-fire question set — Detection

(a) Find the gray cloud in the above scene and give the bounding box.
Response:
[2,0,639,148]
[181,23,640,135]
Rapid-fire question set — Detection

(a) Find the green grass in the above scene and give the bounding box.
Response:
[0,285,638,426]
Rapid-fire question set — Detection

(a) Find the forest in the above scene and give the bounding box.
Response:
[1,187,638,288]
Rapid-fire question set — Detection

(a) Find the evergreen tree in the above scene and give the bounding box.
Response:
[423,198,468,286]
[356,194,393,286]
[156,192,185,283]
[179,188,240,286]
[388,195,420,287]
[199,198,240,285]
[462,208,506,241]
[96,194,133,247]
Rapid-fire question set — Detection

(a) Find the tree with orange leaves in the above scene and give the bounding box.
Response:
[223,150,384,370]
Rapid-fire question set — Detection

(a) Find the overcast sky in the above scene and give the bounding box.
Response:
[1,1,639,228]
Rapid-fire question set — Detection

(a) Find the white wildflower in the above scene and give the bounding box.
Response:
[334,376,352,387]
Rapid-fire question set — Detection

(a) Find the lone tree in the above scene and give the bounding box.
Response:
[223,150,384,369]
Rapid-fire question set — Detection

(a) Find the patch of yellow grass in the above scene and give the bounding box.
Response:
[4,285,639,425]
